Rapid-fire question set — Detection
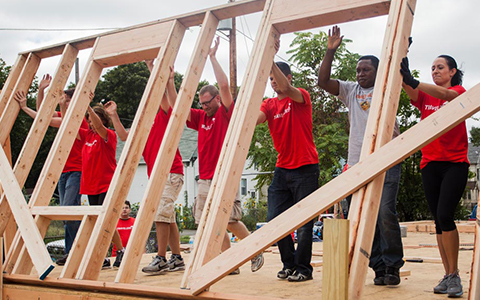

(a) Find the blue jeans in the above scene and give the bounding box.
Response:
[368,163,404,272]
[267,164,319,276]
[58,171,82,254]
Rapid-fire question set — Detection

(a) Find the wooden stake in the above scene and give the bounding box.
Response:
[188,82,480,294]
[323,219,349,300]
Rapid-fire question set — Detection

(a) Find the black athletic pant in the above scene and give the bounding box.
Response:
[421,161,468,234]
[88,192,107,206]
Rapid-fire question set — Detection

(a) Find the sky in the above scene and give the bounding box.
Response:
[2,0,480,129]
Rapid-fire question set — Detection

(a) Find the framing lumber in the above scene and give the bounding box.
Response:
[30,206,102,220]
[0,147,53,279]
[60,215,97,279]
[348,1,416,298]
[0,53,40,147]
[18,0,266,59]
[188,82,480,294]
[469,197,480,300]
[270,0,390,34]
[3,274,285,300]
[76,20,185,281]
[0,55,27,117]
[189,0,279,278]
[0,44,78,235]
[115,12,218,284]
[323,219,349,300]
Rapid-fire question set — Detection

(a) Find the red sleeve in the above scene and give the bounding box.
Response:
[187,108,202,130]
[224,101,234,120]
[260,99,270,120]
[78,128,88,142]
[451,85,466,95]
[105,129,117,151]
[297,88,311,106]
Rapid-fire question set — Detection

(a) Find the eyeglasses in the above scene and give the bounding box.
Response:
[199,95,216,107]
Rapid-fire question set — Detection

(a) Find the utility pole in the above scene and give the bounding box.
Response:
[229,0,237,99]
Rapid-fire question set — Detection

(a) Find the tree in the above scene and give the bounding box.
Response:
[470,126,480,146]
[93,62,209,128]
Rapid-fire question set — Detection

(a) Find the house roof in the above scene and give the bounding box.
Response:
[467,143,480,165]
[115,126,198,164]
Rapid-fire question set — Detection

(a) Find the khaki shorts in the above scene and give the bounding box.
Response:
[155,173,184,223]
[193,179,242,224]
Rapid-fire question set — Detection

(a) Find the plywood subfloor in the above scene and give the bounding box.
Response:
[23,230,474,299]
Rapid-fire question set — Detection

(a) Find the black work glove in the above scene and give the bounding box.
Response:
[400,57,419,89]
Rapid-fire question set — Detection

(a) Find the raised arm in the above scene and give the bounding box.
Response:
[36,74,52,110]
[400,57,460,102]
[14,91,62,127]
[317,26,342,95]
[104,101,128,141]
[209,37,233,110]
[164,66,177,112]
[87,106,109,140]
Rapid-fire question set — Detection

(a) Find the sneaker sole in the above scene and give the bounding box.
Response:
[142,269,169,276]
[168,266,186,272]
[447,291,463,298]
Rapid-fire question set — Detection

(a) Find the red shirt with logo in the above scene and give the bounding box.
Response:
[412,85,469,169]
[186,103,234,180]
[57,112,89,173]
[143,108,183,177]
[78,128,117,195]
[260,88,319,169]
[112,217,135,256]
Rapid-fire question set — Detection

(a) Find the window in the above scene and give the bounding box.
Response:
[240,178,247,196]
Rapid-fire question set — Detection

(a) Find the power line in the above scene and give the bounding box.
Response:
[0,27,119,31]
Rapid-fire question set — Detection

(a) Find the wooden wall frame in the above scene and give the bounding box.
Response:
[0,0,478,299]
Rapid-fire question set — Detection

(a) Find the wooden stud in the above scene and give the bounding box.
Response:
[270,0,390,34]
[323,219,349,300]
[1,236,3,300]
[0,53,41,146]
[12,216,51,275]
[30,206,102,220]
[115,14,215,284]
[348,1,416,298]
[188,82,480,294]
[0,54,27,116]
[77,20,185,281]
[190,0,279,277]
[61,215,97,279]
[0,148,53,279]
[0,45,78,235]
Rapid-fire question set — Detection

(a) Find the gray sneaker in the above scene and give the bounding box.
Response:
[167,255,185,272]
[251,252,264,272]
[142,255,169,275]
[433,274,450,294]
[447,274,463,298]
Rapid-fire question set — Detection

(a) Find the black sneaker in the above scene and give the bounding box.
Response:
[374,270,386,286]
[142,255,169,275]
[167,255,185,272]
[277,268,295,279]
[229,268,240,275]
[287,271,313,282]
[102,258,111,269]
[56,254,68,266]
[113,249,124,268]
[384,267,400,285]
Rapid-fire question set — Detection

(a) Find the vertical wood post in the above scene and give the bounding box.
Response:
[323,219,349,300]
[469,195,480,300]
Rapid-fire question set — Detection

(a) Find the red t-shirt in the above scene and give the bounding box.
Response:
[412,85,469,169]
[143,108,183,177]
[57,112,89,173]
[78,128,117,195]
[112,217,135,256]
[186,103,234,180]
[260,88,319,169]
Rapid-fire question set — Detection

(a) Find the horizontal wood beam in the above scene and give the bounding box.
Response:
[30,206,102,220]
[19,0,266,59]
[188,82,480,294]
[271,0,390,34]
[3,274,284,300]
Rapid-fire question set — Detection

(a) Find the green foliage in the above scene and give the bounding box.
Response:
[93,62,209,128]
[178,191,196,230]
[470,127,480,146]
[241,197,268,232]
